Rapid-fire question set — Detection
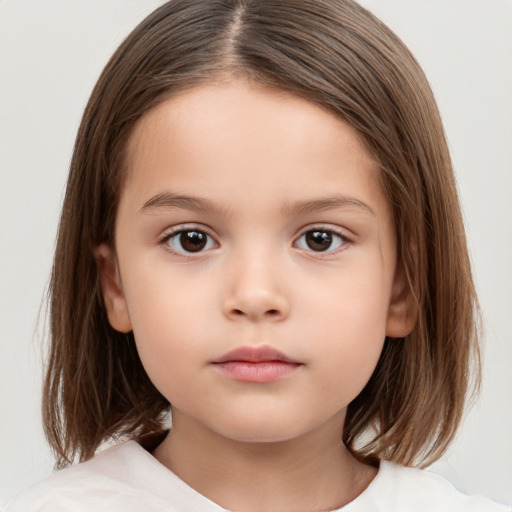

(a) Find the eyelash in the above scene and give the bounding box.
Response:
[295,226,349,255]
[159,225,351,256]
[159,225,218,255]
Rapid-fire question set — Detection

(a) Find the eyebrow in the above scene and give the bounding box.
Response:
[140,193,232,216]
[282,195,376,217]
[140,192,375,217]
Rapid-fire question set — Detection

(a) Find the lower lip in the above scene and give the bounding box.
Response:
[213,361,301,383]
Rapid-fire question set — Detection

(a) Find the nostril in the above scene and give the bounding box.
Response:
[229,308,280,318]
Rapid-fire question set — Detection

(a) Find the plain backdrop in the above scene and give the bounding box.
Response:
[1,0,511,507]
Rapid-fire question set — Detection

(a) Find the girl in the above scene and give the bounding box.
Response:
[5,0,510,510]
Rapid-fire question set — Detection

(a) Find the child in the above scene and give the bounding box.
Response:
[6,0,510,510]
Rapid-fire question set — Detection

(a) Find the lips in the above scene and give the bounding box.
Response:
[212,346,302,383]
[214,346,298,364]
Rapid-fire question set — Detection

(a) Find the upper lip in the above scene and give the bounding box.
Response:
[213,345,299,364]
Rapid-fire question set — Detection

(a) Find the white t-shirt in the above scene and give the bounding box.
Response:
[6,441,510,512]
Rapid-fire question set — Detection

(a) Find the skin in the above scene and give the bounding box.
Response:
[95,79,415,511]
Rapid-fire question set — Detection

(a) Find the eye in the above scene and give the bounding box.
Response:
[295,229,346,253]
[164,229,217,254]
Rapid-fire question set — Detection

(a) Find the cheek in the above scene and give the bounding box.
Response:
[298,259,391,391]
[125,254,215,330]
[301,254,392,335]
[128,303,205,407]
[120,262,215,384]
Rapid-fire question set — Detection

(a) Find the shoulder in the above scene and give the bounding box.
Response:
[5,441,163,512]
[357,461,510,512]
[6,440,226,512]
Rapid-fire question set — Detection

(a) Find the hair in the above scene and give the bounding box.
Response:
[44,0,480,469]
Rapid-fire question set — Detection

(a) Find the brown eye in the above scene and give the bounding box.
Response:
[166,229,216,254]
[296,229,345,252]
[180,231,207,252]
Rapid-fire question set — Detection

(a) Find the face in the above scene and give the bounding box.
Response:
[96,80,413,444]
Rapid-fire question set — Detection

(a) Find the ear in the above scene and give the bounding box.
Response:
[94,244,133,333]
[386,264,418,338]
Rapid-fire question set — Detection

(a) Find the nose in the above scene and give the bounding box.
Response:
[222,253,290,322]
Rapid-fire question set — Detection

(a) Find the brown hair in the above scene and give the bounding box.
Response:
[44,0,480,468]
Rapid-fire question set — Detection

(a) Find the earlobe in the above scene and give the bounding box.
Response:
[386,265,418,338]
[94,244,133,333]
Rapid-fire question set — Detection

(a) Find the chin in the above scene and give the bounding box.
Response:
[211,416,318,445]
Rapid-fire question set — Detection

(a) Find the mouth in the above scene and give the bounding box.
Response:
[211,345,302,383]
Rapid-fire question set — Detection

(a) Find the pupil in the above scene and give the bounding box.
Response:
[180,231,207,252]
[306,230,332,251]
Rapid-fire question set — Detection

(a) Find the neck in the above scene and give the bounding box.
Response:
[152,410,377,512]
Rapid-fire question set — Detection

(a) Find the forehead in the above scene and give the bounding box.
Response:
[121,79,387,218]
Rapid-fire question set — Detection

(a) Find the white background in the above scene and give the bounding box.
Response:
[1,0,511,507]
